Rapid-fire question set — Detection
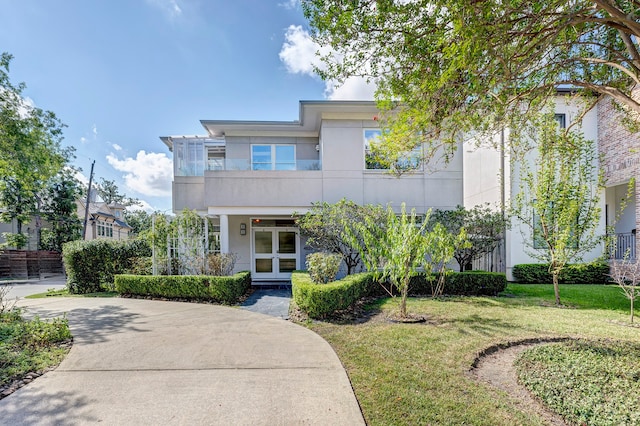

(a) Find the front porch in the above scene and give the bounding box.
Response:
[606,182,637,260]
[207,210,308,284]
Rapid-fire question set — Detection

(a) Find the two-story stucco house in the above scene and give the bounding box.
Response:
[161,101,463,282]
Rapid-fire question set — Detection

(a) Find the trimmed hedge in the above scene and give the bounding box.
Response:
[292,270,506,318]
[114,271,251,304]
[62,239,151,294]
[292,271,374,319]
[512,263,609,284]
[408,271,507,296]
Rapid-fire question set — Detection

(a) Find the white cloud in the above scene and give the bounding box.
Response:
[279,25,375,100]
[92,124,98,137]
[106,150,173,197]
[70,168,89,186]
[146,0,182,18]
[126,199,155,213]
[279,25,328,76]
[278,0,299,10]
[324,76,376,100]
[80,137,87,144]
[112,143,122,151]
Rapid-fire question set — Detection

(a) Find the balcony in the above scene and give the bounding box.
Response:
[206,159,321,172]
[607,232,636,260]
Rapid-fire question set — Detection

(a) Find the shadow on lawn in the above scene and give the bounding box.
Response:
[448,313,523,336]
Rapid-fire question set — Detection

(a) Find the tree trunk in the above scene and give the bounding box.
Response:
[552,271,561,306]
[400,277,409,318]
[631,295,634,324]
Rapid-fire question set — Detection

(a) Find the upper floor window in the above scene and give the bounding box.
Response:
[554,113,566,128]
[364,129,422,171]
[97,220,113,238]
[251,145,296,170]
[174,138,205,176]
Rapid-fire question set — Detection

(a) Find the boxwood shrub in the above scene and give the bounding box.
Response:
[292,270,506,318]
[408,271,507,296]
[512,263,609,284]
[63,239,151,294]
[292,271,374,319]
[114,271,251,304]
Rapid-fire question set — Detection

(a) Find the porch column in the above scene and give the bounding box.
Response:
[220,214,230,254]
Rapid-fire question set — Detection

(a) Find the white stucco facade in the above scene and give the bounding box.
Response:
[162,101,463,281]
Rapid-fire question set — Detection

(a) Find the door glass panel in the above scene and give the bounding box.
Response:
[278,231,296,254]
[255,231,273,254]
[256,258,273,273]
[279,259,296,273]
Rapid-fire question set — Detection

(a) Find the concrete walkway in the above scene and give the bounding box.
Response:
[0,297,364,425]
[1,275,67,300]
[241,288,292,319]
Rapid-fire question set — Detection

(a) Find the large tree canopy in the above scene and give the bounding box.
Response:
[0,52,71,242]
[304,0,640,158]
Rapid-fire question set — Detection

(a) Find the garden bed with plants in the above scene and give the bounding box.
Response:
[0,288,72,400]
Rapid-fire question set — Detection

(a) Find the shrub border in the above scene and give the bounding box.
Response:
[114,271,251,304]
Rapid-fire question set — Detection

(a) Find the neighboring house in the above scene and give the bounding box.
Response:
[76,200,132,241]
[161,100,463,282]
[0,211,49,250]
[464,91,638,280]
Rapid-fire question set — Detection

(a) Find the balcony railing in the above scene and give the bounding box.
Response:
[607,232,636,260]
[206,159,321,171]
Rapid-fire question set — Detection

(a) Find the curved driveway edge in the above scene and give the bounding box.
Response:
[0,297,365,425]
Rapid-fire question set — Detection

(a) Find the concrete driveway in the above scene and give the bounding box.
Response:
[0,297,364,425]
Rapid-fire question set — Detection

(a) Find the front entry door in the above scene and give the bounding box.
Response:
[253,227,298,280]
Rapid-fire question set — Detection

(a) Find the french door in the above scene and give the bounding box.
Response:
[252,227,299,280]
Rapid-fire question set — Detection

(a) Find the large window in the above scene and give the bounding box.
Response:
[174,138,205,176]
[532,202,578,249]
[97,220,113,238]
[251,145,296,170]
[364,129,422,171]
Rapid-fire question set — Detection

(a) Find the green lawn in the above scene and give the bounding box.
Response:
[307,284,639,425]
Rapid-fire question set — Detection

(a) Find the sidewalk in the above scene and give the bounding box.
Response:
[0,275,66,300]
[0,297,365,425]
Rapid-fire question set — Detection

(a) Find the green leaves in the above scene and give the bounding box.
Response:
[305,0,640,165]
[512,110,604,304]
[0,52,71,236]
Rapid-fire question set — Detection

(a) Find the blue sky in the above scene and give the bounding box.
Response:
[0,0,373,212]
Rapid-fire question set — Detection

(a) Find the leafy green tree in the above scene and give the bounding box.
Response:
[95,178,140,207]
[296,199,385,274]
[0,52,70,247]
[423,221,468,297]
[124,209,152,236]
[0,177,34,248]
[512,113,604,305]
[39,169,83,252]
[304,1,640,161]
[343,203,429,318]
[428,205,507,272]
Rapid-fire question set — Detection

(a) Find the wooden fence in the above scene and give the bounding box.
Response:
[0,250,63,279]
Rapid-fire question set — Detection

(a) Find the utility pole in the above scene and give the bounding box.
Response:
[82,160,95,240]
